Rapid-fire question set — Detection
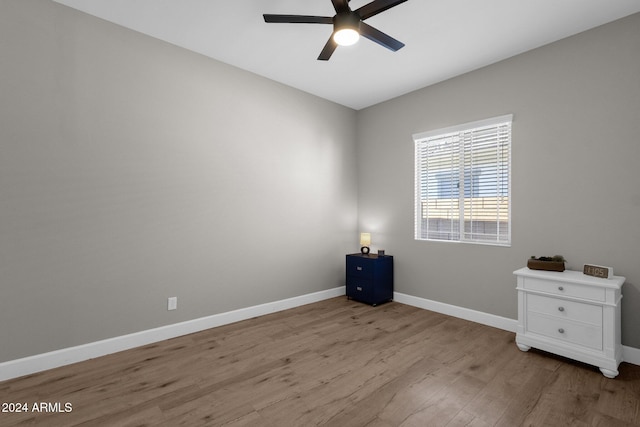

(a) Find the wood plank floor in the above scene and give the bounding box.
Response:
[1,297,639,426]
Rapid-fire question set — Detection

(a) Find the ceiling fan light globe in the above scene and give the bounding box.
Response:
[334,28,359,46]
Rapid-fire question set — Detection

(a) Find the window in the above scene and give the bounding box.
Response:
[414,115,512,246]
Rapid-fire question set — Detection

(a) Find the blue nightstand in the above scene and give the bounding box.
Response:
[345,253,393,306]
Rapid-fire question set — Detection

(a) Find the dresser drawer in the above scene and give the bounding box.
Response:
[527,294,603,326]
[527,312,603,350]
[523,277,605,302]
[346,256,375,279]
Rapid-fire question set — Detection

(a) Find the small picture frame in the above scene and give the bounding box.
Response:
[377,249,385,256]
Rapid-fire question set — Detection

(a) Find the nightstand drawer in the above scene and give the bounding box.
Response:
[346,279,372,300]
[527,312,602,350]
[523,277,605,302]
[346,257,375,279]
[527,294,602,326]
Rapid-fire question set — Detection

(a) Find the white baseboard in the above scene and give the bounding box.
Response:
[622,343,640,366]
[0,287,345,382]
[393,291,640,367]
[393,292,519,333]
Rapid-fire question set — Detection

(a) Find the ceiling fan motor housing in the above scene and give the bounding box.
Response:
[334,11,361,32]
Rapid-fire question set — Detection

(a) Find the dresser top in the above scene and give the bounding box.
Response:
[514,267,624,289]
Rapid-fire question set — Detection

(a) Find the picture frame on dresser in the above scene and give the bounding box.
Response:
[514,267,624,378]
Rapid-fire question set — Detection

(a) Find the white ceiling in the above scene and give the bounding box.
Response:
[53,0,640,110]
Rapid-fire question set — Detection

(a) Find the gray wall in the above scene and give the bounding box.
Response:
[0,0,357,362]
[2,0,639,365]
[356,13,640,347]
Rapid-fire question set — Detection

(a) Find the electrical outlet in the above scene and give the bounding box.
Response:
[168,297,177,311]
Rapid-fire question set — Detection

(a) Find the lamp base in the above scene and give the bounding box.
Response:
[360,246,370,255]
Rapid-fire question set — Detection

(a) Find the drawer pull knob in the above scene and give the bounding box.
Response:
[558,328,565,334]
[558,307,565,312]
[356,267,363,271]
[558,286,564,291]
[356,286,362,291]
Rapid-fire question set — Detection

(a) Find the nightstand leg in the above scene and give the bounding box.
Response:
[516,343,530,352]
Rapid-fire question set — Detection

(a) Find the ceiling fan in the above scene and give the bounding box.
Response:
[263,0,408,61]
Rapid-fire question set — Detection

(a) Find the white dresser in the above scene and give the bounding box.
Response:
[514,267,624,378]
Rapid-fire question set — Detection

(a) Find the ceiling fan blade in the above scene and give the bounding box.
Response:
[331,0,351,13]
[263,14,333,24]
[318,36,338,61]
[359,22,405,51]
[355,0,408,20]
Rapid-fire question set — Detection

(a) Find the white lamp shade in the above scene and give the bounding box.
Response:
[360,233,371,246]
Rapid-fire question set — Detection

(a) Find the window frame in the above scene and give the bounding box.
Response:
[413,114,513,247]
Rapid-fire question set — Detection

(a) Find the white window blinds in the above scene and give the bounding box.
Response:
[414,115,512,246]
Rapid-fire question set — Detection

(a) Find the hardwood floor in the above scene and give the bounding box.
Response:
[1,297,639,426]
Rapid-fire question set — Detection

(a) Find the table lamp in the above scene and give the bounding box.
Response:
[360,233,371,255]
